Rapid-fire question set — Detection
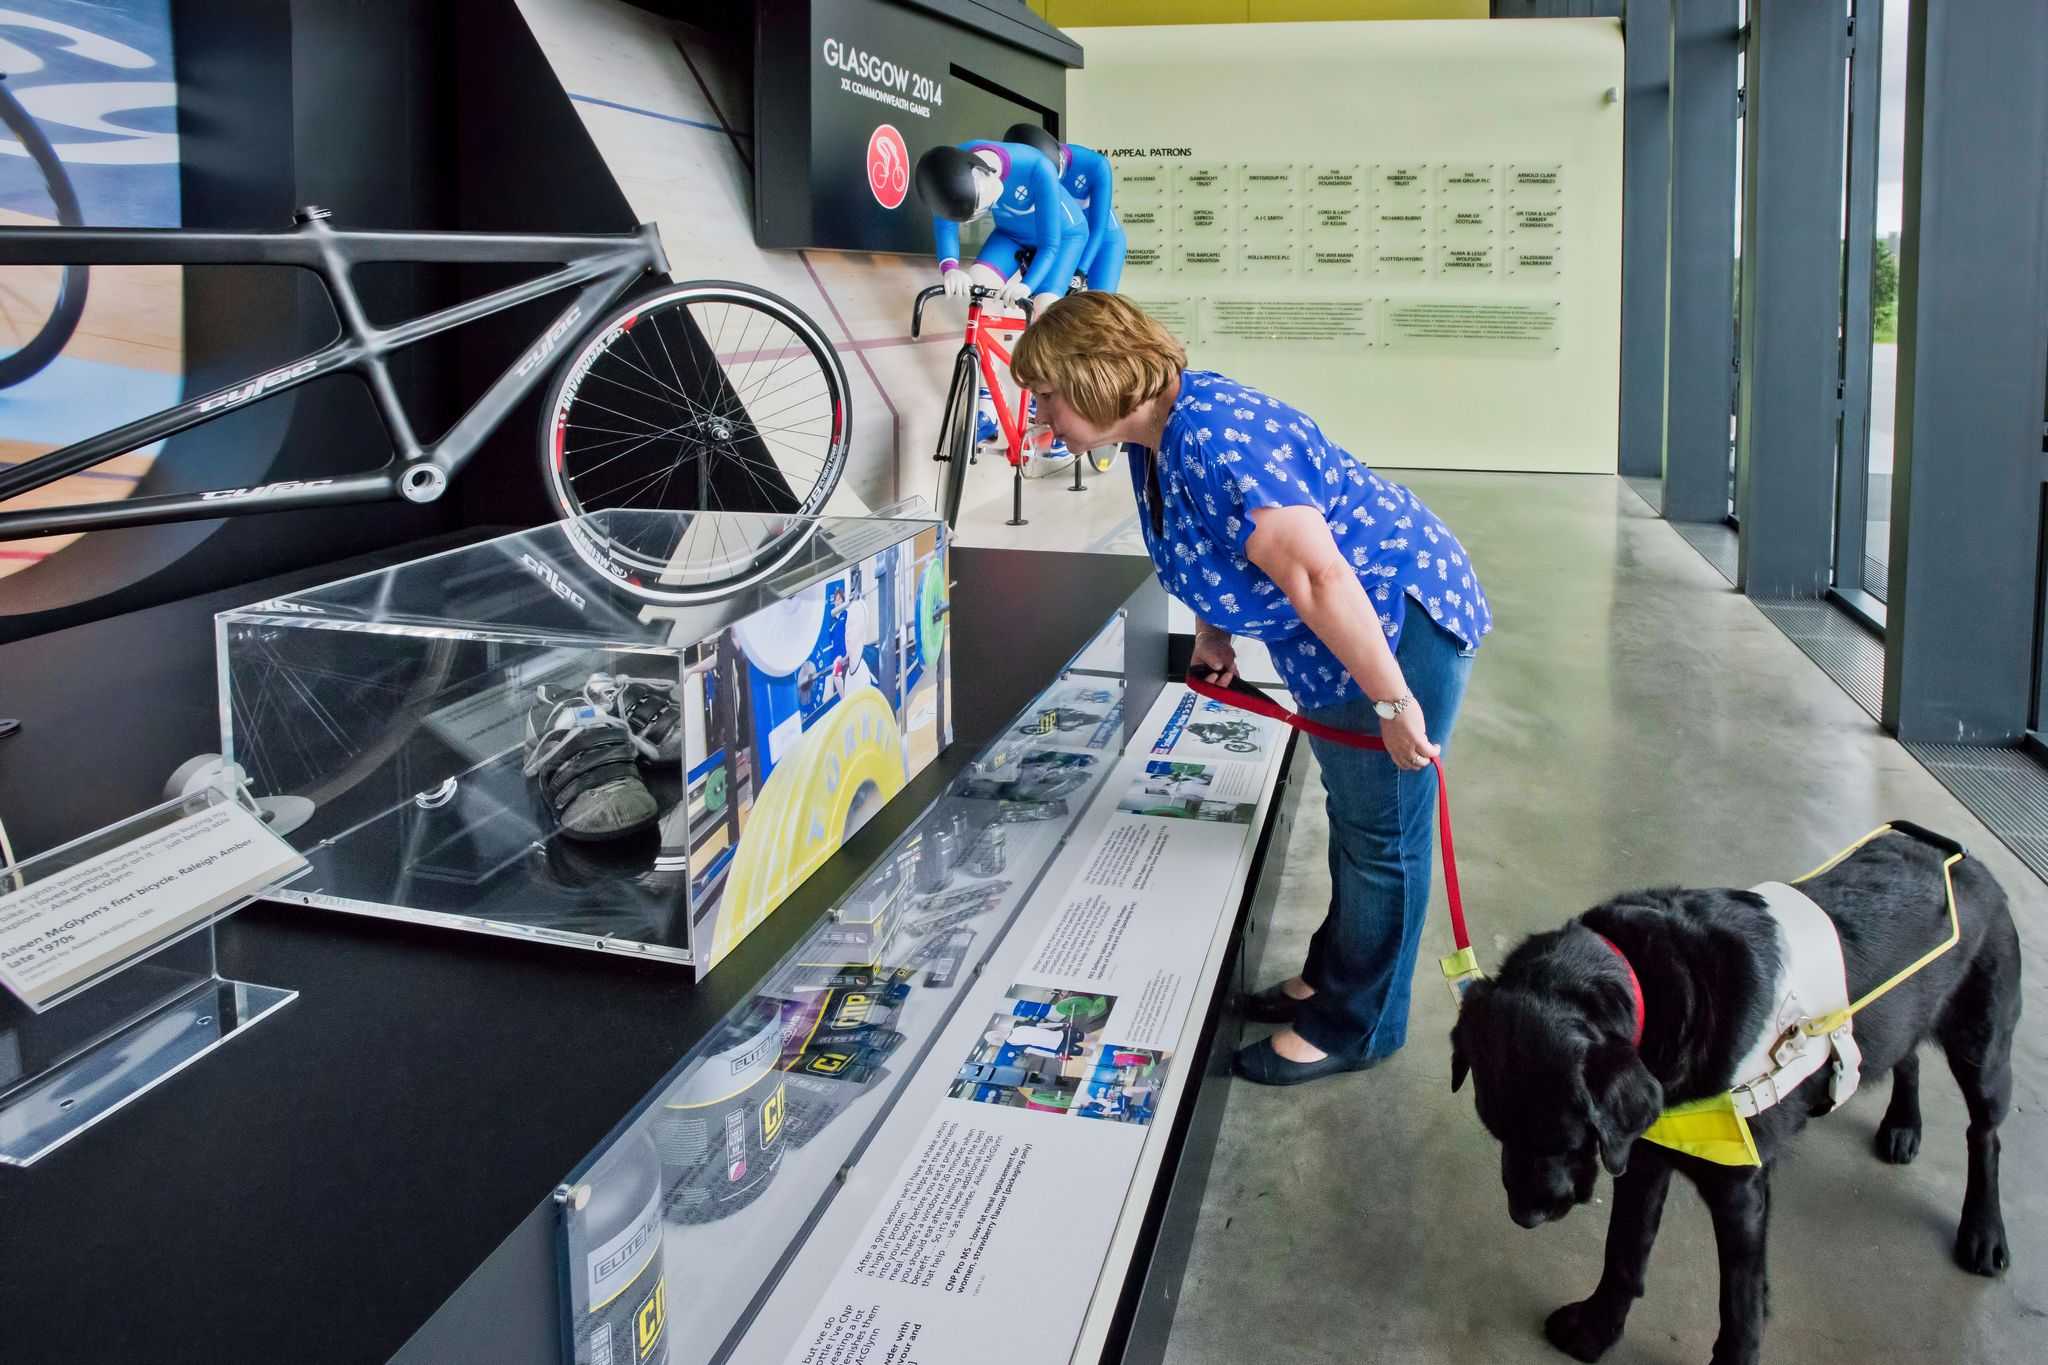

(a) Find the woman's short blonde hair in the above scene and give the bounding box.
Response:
[1009,292,1186,426]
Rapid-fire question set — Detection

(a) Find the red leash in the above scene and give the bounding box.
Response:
[1185,670,1483,993]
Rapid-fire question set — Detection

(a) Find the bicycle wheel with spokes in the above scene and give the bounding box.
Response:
[0,77,88,389]
[540,280,850,600]
[935,345,977,529]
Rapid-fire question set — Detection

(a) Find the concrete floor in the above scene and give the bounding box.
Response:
[1116,473,2048,1364]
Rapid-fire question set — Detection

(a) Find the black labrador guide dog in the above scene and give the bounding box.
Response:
[1450,824,2019,1365]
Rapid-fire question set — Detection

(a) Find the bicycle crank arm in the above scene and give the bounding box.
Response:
[0,472,396,538]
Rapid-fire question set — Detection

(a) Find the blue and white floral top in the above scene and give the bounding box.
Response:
[1127,369,1492,710]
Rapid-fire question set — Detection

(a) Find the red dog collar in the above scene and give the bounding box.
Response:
[1594,933,1646,1047]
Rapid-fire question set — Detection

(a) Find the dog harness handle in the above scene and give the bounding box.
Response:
[1186,670,1470,956]
[1792,823,1967,1036]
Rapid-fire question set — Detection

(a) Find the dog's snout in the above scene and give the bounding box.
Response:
[1511,1204,1552,1229]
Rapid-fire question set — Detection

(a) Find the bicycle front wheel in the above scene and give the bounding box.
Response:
[0,78,88,389]
[935,345,977,529]
[541,280,850,598]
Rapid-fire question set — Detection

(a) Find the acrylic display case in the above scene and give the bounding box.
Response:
[217,511,951,977]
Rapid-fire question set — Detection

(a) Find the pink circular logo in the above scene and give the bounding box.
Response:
[867,124,908,209]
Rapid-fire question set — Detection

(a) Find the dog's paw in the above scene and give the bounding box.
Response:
[1874,1121,1922,1165]
[1955,1216,2011,1277]
[1544,1300,1623,1363]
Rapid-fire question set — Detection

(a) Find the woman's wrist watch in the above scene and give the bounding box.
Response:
[1372,693,1414,720]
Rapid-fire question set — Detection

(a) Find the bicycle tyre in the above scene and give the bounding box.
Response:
[936,345,978,529]
[540,279,850,601]
[0,78,88,389]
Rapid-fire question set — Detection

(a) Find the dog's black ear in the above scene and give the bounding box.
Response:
[1582,1041,1663,1176]
[1447,979,1491,1093]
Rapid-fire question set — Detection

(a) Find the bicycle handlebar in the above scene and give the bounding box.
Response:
[910,284,1032,339]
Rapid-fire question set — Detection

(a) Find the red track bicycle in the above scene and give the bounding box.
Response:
[910,282,1120,530]
[911,283,1040,528]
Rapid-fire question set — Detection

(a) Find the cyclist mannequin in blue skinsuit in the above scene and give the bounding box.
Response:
[914,139,1088,317]
[1003,124,1125,294]
[916,138,1090,458]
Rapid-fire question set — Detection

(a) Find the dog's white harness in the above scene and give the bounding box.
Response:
[1638,825,1966,1166]
[1726,882,1862,1117]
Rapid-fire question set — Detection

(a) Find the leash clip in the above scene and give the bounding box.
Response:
[1441,947,1485,1006]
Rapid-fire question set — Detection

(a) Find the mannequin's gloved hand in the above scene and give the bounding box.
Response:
[942,266,974,299]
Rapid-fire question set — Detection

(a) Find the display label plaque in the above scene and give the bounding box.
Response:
[1438,164,1497,197]
[1117,163,1170,198]
[1438,206,1496,243]
[1177,202,1233,234]
[1307,163,1364,199]
[1506,246,1563,277]
[1374,244,1431,278]
[1175,162,1231,197]
[1308,203,1364,234]
[1175,242,1234,277]
[1305,245,1363,276]
[1510,204,1563,234]
[1375,163,1430,198]
[1374,205,1433,235]
[1124,243,1166,274]
[1120,204,1168,233]
[1238,248,1298,277]
[1240,206,1297,235]
[1438,245,1497,276]
[1238,163,1298,198]
[1202,299,1370,347]
[0,801,305,1010]
[1381,299,1560,352]
[1509,163,1564,196]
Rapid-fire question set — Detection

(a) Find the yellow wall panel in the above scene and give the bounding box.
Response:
[1042,0,1487,23]
[1046,1,1246,26]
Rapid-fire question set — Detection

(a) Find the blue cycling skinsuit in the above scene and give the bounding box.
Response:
[931,141,1088,298]
[1060,142,1125,293]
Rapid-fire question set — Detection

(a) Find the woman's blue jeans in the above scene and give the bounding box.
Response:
[1290,614,1476,1060]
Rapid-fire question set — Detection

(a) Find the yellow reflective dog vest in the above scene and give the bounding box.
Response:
[1638,882,1862,1167]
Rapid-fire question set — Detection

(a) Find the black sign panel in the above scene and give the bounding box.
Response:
[755,0,1071,254]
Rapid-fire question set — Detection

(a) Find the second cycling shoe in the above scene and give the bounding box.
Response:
[587,672,684,765]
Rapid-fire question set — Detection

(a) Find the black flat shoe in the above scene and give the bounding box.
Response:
[1231,1036,1382,1087]
[1239,980,1310,1023]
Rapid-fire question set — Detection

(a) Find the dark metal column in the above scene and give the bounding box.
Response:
[1661,0,1741,522]
[1733,0,1847,596]
[1882,0,2048,742]
[1618,0,1672,479]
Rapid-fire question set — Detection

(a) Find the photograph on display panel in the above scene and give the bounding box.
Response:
[686,526,951,971]
[1115,760,1258,825]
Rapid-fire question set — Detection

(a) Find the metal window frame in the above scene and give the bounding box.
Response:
[1833,0,1883,599]
[1731,0,1849,598]
[1880,0,2048,743]
[1660,0,1743,523]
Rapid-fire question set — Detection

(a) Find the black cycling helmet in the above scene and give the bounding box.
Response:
[1004,122,1064,169]
[915,145,983,220]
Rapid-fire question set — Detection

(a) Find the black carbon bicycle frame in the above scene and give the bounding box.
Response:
[0,212,668,537]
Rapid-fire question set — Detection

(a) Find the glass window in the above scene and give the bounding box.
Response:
[1864,0,1910,600]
